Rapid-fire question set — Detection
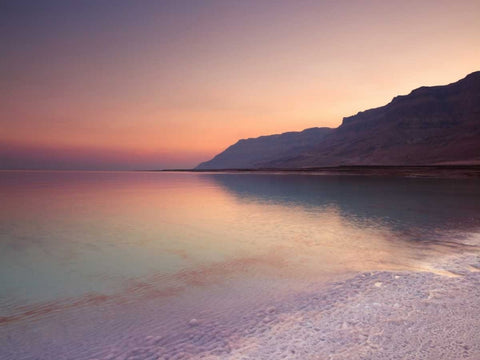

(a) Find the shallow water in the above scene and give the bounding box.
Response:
[1,171,479,359]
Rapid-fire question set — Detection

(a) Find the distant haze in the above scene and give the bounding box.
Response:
[1,0,479,169]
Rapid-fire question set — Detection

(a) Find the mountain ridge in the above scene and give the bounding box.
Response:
[196,127,333,169]
[196,71,480,170]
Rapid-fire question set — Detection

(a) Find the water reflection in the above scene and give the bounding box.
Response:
[205,173,480,241]
[1,171,479,321]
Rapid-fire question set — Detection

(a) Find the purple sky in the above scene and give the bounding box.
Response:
[1,0,479,169]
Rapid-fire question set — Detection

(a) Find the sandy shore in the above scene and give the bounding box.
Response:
[222,271,480,359]
[2,252,479,360]
[175,254,480,360]
[69,253,480,360]
[142,255,480,360]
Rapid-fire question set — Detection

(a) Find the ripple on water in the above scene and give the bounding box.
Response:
[2,251,480,360]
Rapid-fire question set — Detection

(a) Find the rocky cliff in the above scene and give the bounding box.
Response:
[196,127,333,169]
[197,71,480,169]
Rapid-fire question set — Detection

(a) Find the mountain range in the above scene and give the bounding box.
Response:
[196,71,480,170]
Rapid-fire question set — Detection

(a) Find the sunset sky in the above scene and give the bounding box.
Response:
[1,0,479,169]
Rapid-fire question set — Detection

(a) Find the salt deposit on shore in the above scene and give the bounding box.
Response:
[172,255,480,360]
[2,254,479,360]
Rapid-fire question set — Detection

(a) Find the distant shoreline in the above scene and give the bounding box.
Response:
[157,165,480,178]
[2,165,480,178]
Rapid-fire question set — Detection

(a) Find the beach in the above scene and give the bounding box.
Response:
[207,257,480,360]
[3,251,480,360]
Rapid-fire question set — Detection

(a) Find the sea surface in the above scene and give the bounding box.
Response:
[1,171,479,359]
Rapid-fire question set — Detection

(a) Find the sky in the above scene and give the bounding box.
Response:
[1,0,479,170]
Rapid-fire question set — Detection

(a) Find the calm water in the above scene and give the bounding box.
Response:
[1,171,479,359]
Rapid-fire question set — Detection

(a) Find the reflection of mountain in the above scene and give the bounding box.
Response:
[205,173,480,240]
[197,71,480,169]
